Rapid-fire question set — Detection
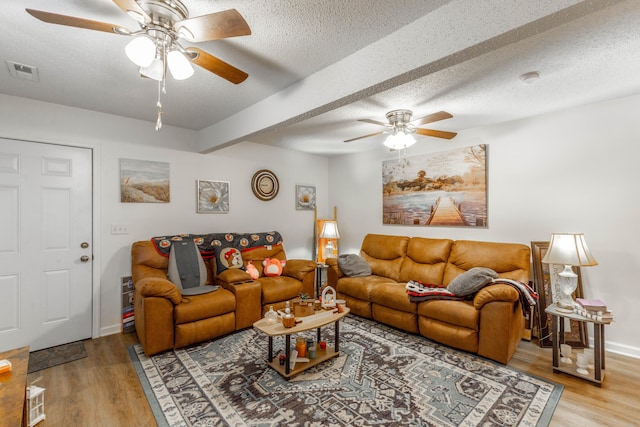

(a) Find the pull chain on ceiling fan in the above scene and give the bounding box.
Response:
[344,109,457,149]
[26,0,251,131]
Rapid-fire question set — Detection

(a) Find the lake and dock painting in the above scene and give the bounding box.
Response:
[382,144,487,227]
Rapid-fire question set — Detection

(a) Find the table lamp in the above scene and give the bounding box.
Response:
[541,233,598,312]
[319,220,340,259]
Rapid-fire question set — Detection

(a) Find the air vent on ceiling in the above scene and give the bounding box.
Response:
[7,61,39,82]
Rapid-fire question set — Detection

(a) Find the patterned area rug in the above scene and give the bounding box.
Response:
[28,340,87,373]
[128,316,562,426]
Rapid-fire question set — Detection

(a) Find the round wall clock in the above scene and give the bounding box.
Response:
[251,169,279,201]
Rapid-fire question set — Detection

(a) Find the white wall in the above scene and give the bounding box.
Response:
[328,93,640,358]
[0,95,328,338]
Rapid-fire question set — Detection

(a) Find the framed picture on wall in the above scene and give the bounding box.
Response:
[295,185,316,210]
[531,241,588,348]
[120,158,170,203]
[197,180,230,213]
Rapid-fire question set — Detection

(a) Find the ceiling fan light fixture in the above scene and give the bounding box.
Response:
[167,50,194,80]
[140,58,164,81]
[125,36,156,67]
[384,131,416,150]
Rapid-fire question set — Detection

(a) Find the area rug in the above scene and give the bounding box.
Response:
[128,316,562,426]
[28,340,87,373]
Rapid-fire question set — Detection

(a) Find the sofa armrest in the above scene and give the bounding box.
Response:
[216,268,253,286]
[473,284,519,310]
[282,259,317,280]
[136,277,182,305]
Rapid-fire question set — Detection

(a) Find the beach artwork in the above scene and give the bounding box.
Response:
[120,158,170,203]
[382,144,487,227]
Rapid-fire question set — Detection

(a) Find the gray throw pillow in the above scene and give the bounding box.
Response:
[338,254,372,277]
[447,267,498,297]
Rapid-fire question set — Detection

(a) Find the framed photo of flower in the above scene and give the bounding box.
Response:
[197,180,229,213]
[296,185,316,210]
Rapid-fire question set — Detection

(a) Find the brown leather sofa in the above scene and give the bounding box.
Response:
[326,234,530,364]
[131,232,316,356]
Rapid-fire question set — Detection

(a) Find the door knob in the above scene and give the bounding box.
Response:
[81,242,89,248]
[80,255,90,262]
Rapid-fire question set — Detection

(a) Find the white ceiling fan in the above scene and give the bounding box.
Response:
[26,0,251,130]
[344,109,457,149]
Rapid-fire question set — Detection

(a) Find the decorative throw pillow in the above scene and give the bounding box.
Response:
[447,267,498,297]
[262,258,283,277]
[246,261,259,280]
[338,254,372,277]
[213,246,245,274]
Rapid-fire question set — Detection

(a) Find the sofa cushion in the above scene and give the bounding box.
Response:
[337,275,395,301]
[399,237,452,284]
[213,246,245,274]
[260,276,303,304]
[174,288,236,325]
[360,234,409,282]
[443,240,531,285]
[338,254,371,277]
[418,300,479,330]
[447,267,498,297]
[370,282,418,313]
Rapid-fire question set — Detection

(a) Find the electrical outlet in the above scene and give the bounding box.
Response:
[111,223,128,235]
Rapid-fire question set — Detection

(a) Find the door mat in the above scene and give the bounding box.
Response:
[28,340,88,373]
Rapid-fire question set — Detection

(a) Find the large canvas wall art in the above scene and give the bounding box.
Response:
[382,144,487,227]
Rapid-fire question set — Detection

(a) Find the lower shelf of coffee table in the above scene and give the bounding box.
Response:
[267,347,339,378]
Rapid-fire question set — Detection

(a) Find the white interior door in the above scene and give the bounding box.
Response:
[0,139,93,352]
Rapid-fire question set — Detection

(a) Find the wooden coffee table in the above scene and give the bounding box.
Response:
[253,308,349,378]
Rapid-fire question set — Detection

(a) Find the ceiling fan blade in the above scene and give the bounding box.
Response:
[112,0,150,23]
[413,111,453,126]
[25,8,123,34]
[344,131,384,143]
[175,9,251,42]
[415,128,457,139]
[358,119,389,127]
[186,47,248,84]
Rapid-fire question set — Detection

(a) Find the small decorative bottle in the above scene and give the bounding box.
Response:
[282,302,296,328]
[265,306,278,325]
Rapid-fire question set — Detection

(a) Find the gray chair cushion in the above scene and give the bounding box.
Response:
[338,254,372,277]
[447,267,498,297]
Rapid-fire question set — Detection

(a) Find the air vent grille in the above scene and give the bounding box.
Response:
[7,61,39,82]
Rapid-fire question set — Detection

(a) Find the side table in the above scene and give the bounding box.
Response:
[545,303,608,386]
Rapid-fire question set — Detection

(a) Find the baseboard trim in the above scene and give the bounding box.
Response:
[101,324,123,337]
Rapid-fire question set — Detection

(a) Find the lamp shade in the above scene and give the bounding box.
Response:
[167,50,194,80]
[125,36,156,67]
[541,233,598,266]
[383,131,416,150]
[320,221,340,239]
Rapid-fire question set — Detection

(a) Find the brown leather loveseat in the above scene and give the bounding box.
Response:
[131,231,316,356]
[326,234,531,364]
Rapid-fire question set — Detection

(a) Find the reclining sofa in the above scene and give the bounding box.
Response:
[131,231,316,356]
[325,234,531,364]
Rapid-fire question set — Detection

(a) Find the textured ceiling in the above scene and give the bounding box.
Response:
[2,0,640,155]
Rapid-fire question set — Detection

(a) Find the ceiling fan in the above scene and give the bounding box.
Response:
[344,110,457,149]
[26,0,251,130]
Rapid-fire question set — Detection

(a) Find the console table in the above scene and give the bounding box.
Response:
[0,346,30,427]
[546,303,608,386]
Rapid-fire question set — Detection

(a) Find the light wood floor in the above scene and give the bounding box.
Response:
[26,332,639,426]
